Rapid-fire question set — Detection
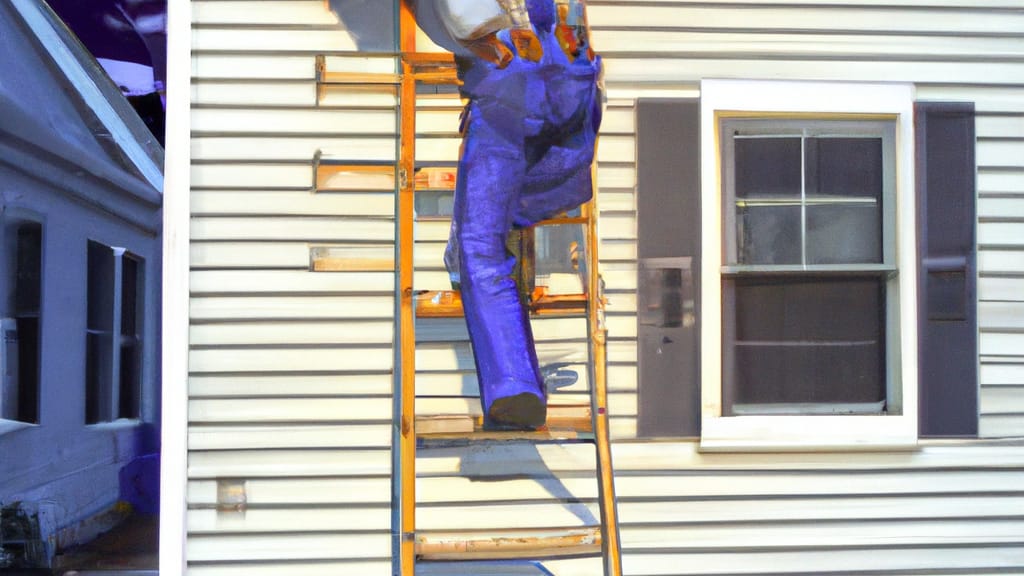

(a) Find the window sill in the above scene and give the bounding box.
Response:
[0,420,37,437]
[86,418,143,431]
[699,414,918,453]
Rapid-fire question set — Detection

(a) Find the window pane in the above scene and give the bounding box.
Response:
[806,205,881,264]
[733,137,803,265]
[119,254,142,419]
[735,137,802,199]
[725,276,886,412]
[737,205,802,265]
[3,222,42,423]
[86,241,114,424]
[534,224,587,295]
[805,137,883,264]
[806,137,883,199]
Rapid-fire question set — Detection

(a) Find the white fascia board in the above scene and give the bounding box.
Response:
[9,0,164,193]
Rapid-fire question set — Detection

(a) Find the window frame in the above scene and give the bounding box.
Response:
[699,79,919,451]
[0,216,43,430]
[85,240,145,425]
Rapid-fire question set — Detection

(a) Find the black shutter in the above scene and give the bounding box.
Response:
[636,99,701,437]
[916,102,978,437]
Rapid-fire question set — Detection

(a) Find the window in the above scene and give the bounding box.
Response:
[700,80,918,450]
[721,119,896,416]
[1,220,42,424]
[86,241,144,424]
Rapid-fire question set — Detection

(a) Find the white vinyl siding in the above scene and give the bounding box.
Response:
[188,3,395,573]
[186,0,1024,574]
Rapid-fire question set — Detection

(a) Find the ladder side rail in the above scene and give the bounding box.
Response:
[586,195,624,575]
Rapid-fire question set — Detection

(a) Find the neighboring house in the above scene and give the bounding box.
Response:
[0,0,163,567]
[170,1,1023,574]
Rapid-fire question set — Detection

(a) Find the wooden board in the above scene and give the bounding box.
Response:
[416,527,601,561]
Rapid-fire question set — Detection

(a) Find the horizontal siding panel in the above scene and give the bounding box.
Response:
[191,55,317,80]
[188,374,392,397]
[418,476,599,504]
[918,88,1024,114]
[980,414,1024,438]
[188,560,390,576]
[193,137,396,161]
[979,170,1024,194]
[622,520,1024,551]
[416,317,589,343]
[595,30,1024,59]
[193,28,359,52]
[190,270,393,294]
[979,277,1024,302]
[979,301,1024,329]
[615,470,1024,499]
[191,216,393,241]
[189,347,392,373]
[979,250,1024,275]
[979,197,1024,219]
[414,366,591,397]
[192,191,394,217]
[187,478,390,506]
[188,449,391,478]
[982,363,1024,386]
[190,321,393,346]
[412,469,1024,503]
[413,395,635,418]
[981,332,1024,357]
[621,547,1024,576]
[416,343,588,372]
[977,114,1024,136]
[417,557,603,576]
[193,1,339,25]
[598,135,636,163]
[979,222,1024,246]
[192,163,313,189]
[188,533,389,562]
[603,58,1024,85]
[417,502,601,531]
[588,5,1023,34]
[189,397,391,423]
[415,442,1024,478]
[189,424,390,450]
[193,81,319,107]
[192,108,396,134]
[187,507,389,534]
[318,85,400,108]
[596,190,635,212]
[616,496,1024,524]
[979,140,1024,168]
[191,296,394,321]
[981,385,1024,415]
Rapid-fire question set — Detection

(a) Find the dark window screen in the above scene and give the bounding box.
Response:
[724,276,886,414]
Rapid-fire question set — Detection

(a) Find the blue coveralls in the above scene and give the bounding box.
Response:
[445,0,603,424]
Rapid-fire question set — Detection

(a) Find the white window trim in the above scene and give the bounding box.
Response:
[699,79,919,452]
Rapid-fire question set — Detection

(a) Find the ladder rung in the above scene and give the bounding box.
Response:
[416,404,593,439]
[416,527,602,561]
[415,290,592,318]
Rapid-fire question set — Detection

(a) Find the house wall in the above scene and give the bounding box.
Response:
[0,164,162,554]
[185,0,1024,574]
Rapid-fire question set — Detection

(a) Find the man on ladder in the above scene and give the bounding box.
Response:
[413,0,604,430]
